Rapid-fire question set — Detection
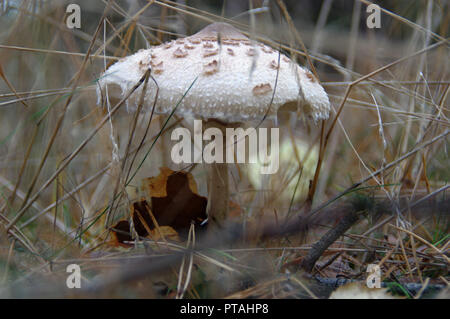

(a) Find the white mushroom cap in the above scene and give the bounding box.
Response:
[97,22,330,123]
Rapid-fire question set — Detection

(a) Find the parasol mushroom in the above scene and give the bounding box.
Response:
[97,22,330,230]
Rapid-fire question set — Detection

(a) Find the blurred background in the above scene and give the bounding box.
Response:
[0,0,448,298]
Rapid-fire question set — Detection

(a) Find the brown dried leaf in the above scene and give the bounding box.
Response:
[149,226,180,242]
[111,168,207,245]
[147,168,207,234]
[111,220,133,247]
[142,167,199,198]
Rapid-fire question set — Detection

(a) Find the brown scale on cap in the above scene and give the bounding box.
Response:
[222,39,240,46]
[164,42,173,49]
[203,60,219,75]
[139,60,149,69]
[188,38,201,44]
[184,43,195,50]
[173,47,188,58]
[252,83,272,95]
[150,60,164,74]
[246,48,257,56]
[201,37,217,41]
[150,60,162,67]
[138,54,152,69]
[282,56,291,63]
[139,57,149,66]
[227,48,235,56]
[269,60,279,70]
[203,41,214,48]
[261,46,274,54]
[203,48,219,57]
[176,39,185,44]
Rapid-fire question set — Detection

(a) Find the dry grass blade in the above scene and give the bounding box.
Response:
[389,224,450,263]
[176,223,195,299]
[6,69,150,231]
[5,4,112,231]
[0,44,119,60]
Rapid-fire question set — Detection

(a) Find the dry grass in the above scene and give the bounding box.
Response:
[0,0,448,298]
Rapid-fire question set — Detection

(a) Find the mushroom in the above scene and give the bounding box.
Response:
[97,22,330,230]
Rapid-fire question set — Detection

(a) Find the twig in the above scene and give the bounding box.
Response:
[300,211,360,272]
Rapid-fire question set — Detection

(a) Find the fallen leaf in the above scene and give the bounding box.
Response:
[111,168,207,245]
[149,226,180,242]
[110,220,133,247]
[145,168,207,235]
[143,167,200,198]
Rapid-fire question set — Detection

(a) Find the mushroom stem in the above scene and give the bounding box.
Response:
[207,158,229,228]
[205,120,229,229]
